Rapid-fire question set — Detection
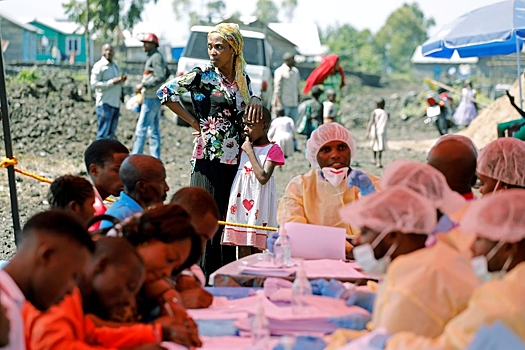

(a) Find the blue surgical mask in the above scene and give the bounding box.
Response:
[353,229,398,276]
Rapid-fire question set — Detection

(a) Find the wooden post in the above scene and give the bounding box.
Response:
[85,0,92,100]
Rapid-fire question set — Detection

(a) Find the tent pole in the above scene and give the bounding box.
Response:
[0,27,21,243]
[517,36,523,109]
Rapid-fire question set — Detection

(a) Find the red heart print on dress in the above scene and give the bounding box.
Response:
[242,199,254,211]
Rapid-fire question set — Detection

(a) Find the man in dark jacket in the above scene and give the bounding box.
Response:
[132,33,169,159]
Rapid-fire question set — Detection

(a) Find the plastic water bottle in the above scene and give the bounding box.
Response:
[252,290,270,348]
[291,260,312,315]
[274,229,292,267]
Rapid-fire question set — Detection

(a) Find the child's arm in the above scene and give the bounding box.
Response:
[242,137,277,185]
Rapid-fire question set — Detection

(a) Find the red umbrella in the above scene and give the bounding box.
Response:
[303,54,346,94]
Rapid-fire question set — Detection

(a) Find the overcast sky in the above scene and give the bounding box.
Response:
[0,0,504,45]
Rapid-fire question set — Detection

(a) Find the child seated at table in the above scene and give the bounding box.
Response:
[48,175,96,227]
[1,210,95,350]
[24,237,200,349]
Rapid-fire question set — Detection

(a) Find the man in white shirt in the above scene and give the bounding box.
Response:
[0,210,94,349]
[91,44,127,140]
[273,52,301,123]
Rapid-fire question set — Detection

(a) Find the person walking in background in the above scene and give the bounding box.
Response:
[303,54,346,97]
[132,33,169,159]
[297,86,324,139]
[452,80,477,127]
[90,44,126,140]
[273,52,301,123]
[268,108,295,158]
[366,97,388,168]
[323,88,339,124]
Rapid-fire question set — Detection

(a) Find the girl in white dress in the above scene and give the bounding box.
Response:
[223,107,285,258]
[366,98,388,168]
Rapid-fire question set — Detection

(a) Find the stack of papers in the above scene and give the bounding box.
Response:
[237,260,297,277]
[237,258,366,280]
[232,295,370,335]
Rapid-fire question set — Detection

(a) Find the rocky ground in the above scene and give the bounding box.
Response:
[0,69,439,260]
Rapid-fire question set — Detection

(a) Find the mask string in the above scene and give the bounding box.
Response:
[485,240,506,261]
[491,180,501,196]
[382,241,399,261]
[370,228,392,250]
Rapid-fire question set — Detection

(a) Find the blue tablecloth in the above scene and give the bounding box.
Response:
[205,286,261,300]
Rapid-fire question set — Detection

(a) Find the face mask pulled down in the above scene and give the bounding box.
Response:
[353,229,399,276]
[321,167,349,188]
[471,240,513,282]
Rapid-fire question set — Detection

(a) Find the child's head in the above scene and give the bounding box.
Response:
[83,236,145,320]
[376,97,385,109]
[5,210,95,311]
[48,175,96,225]
[242,106,272,142]
[311,85,323,100]
[171,187,220,244]
[84,139,129,198]
[326,89,336,102]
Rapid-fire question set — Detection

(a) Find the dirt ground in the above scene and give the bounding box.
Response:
[0,75,439,260]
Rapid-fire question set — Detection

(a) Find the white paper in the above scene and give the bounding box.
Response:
[162,336,280,350]
[284,222,346,260]
[302,260,366,279]
[233,295,370,335]
[238,265,296,277]
[337,327,389,350]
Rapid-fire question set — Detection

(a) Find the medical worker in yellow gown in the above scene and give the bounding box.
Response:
[383,189,525,350]
[269,123,379,255]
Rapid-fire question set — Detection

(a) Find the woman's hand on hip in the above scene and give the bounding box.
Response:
[245,97,263,123]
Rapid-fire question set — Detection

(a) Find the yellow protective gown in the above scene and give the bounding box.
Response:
[443,200,476,258]
[277,169,379,237]
[372,237,480,337]
[385,262,525,350]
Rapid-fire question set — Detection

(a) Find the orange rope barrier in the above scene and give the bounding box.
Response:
[1,156,115,202]
[218,220,278,232]
[2,156,279,229]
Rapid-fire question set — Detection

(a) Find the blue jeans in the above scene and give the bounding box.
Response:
[96,104,120,139]
[132,97,161,159]
[283,105,299,123]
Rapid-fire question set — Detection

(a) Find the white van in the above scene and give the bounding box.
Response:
[176,25,273,118]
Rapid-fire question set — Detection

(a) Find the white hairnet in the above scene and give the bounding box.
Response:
[305,123,357,168]
[433,134,478,157]
[338,186,437,235]
[461,189,525,243]
[476,138,525,187]
[380,160,466,215]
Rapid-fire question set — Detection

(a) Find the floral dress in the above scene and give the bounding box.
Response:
[158,62,252,165]
[222,143,285,249]
[158,62,254,277]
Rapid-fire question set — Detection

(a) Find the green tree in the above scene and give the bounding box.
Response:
[281,0,298,22]
[321,24,382,74]
[172,0,226,26]
[63,0,158,41]
[253,0,279,24]
[375,2,435,72]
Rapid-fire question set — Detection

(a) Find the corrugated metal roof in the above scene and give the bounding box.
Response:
[29,18,84,35]
[268,22,326,56]
[0,9,42,33]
